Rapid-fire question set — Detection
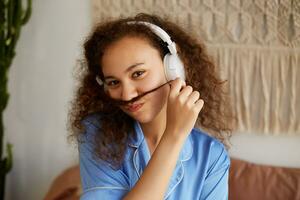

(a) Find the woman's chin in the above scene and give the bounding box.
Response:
[124,111,154,124]
[135,116,153,124]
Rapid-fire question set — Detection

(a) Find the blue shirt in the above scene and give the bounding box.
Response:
[79,113,230,200]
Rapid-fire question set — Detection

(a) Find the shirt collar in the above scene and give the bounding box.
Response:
[128,120,193,162]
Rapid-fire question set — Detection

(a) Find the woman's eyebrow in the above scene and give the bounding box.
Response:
[125,62,145,72]
[104,62,145,79]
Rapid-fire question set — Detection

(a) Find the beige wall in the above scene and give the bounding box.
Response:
[229,132,300,168]
[4,0,90,199]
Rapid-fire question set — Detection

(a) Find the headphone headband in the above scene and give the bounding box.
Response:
[127,21,177,54]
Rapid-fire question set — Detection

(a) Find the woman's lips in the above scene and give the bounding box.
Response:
[125,103,144,112]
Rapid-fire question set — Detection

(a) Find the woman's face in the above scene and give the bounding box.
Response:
[101,36,169,123]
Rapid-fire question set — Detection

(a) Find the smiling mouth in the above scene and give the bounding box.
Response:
[125,103,144,112]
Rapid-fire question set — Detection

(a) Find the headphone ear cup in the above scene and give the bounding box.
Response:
[163,53,186,81]
[96,76,108,92]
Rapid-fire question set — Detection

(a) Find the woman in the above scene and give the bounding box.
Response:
[69,13,234,200]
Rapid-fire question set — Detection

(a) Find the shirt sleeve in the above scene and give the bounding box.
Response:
[199,141,230,200]
[79,120,130,200]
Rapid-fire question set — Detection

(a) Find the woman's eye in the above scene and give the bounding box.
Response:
[132,70,145,78]
[107,80,119,87]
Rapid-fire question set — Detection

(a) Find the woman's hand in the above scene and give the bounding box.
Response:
[123,78,203,200]
[165,78,204,140]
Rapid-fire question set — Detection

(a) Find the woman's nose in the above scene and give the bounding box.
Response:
[121,83,138,101]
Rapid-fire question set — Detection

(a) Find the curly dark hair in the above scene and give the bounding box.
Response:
[68,13,235,167]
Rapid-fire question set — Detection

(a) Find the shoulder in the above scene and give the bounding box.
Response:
[77,113,105,164]
[79,113,118,168]
[81,112,103,129]
[189,128,230,167]
[79,112,103,141]
[79,114,130,192]
[190,128,226,150]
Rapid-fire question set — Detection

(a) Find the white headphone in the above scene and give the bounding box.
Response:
[96,21,186,87]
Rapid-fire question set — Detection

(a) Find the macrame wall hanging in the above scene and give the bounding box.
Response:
[91,0,300,135]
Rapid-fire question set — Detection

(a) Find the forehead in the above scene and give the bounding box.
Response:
[101,36,162,75]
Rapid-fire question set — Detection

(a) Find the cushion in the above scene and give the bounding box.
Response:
[229,158,300,200]
[44,165,81,200]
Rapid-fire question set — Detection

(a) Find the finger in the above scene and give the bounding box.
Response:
[179,85,193,100]
[169,78,186,97]
[169,78,186,90]
[187,91,200,105]
[194,99,204,112]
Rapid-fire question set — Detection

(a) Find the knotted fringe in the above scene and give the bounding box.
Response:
[208,45,299,135]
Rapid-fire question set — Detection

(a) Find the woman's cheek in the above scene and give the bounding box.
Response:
[107,89,118,99]
[141,73,165,92]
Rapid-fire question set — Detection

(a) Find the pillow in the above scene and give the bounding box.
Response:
[229,158,300,200]
[44,166,81,200]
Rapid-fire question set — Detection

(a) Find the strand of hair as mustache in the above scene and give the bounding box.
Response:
[108,80,173,106]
